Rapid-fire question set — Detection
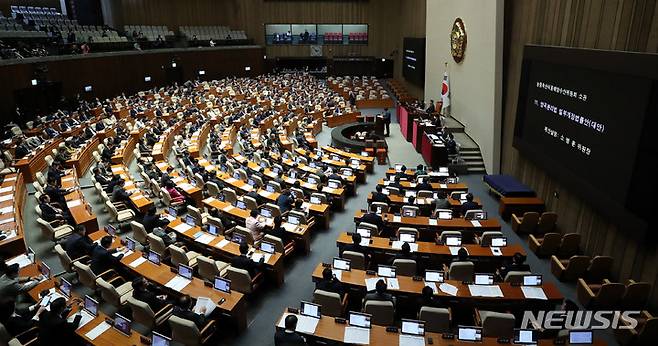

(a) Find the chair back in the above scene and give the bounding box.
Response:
[364,300,395,326]
[187,205,206,226]
[419,307,450,333]
[233,226,254,245]
[398,227,419,239]
[358,222,378,234]
[481,311,515,338]
[342,251,366,270]
[504,271,533,284]
[147,233,167,256]
[537,233,561,256]
[440,231,462,244]
[289,210,307,224]
[54,244,74,272]
[311,193,327,204]
[130,221,148,245]
[370,201,389,213]
[222,188,238,205]
[448,261,474,281]
[586,256,614,282]
[622,281,651,310]
[242,196,258,211]
[563,255,591,281]
[169,315,201,346]
[265,203,282,218]
[417,190,433,199]
[206,182,220,197]
[168,244,190,267]
[73,262,97,290]
[557,233,580,258]
[97,278,121,307]
[197,255,220,282]
[594,282,626,309]
[519,212,539,233]
[638,317,658,344]
[263,234,285,254]
[538,212,558,233]
[401,205,420,216]
[393,259,417,276]
[313,289,342,317]
[160,188,174,206]
[480,231,504,246]
[226,266,253,294]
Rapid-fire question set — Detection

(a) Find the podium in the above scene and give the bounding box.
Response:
[374,116,385,136]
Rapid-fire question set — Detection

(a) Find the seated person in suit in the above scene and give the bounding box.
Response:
[111,179,131,204]
[38,194,69,225]
[92,167,111,185]
[276,190,294,213]
[416,177,432,191]
[497,252,531,281]
[172,295,207,328]
[364,279,396,307]
[131,277,171,312]
[64,225,95,260]
[342,232,369,258]
[267,216,291,246]
[231,242,264,277]
[417,285,442,309]
[291,199,308,218]
[460,193,479,216]
[389,242,418,270]
[360,210,386,236]
[315,267,345,298]
[433,191,451,211]
[245,209,267,242]
[414,164,427,177]
[90,236,124,275]
[275,315,308,346]
[371,185,391,204]
[142,206,169,232]
[38,297,83,346]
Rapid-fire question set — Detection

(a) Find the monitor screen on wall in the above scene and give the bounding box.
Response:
[402,37,425,87]
[513,45,658,230]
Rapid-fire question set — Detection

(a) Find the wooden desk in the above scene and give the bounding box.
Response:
[353,211,502,241]
[110,165,154,214]
[499,197,546,221]
[367,193,482,214]
[0,173,27,258]
[154,161,204,208]
[13,138,62,183]
[61,173,99,232]
[66,136,100,176]
[112,128,145,165]
[377,178,468,192]
[322,146,375,173]
[326,112,359,128]
[203,197,311,255]
[152,120,186,161]
[295,148,366,185]
[87,230,249,331]
[311,264,563,305]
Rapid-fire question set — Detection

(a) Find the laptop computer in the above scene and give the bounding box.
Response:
[569,330,593,344]
[438,211,453,220]
[514,329,538,345]
[39,262,51,279]
[84,295,99,317]
[207,223,219,235]
[377,265,396,278]
[105,225,117,236]
[445,236,462,246]
[402,208,417,217]
[178,264,193,280]
[59,278,72,297]
[394,164,403,172]
[126,237,136,251]
[522,275,543,286]
[399,232,416,243]
[458,326,482,342]
[185,215,196,226]
[310,196,321,204]
[235,200,247,210]
[328,181,340,189]
[213,276,231,293]
[332,257,351,271]
[349,312,372,329]
[167,207,177,217]
[147,250,161,265]
[308,177,317,184]
[231,233,246,245]
[300,301,321,319]
[401,319,425,337]
[260,241,275,254]
[266,184,275,193]
[356,228,371,238]
[260,208,272,218]
[287,215,300,225]
[424,270,445,283]
[151,331,171,346]
[113,313,132,336]
[474,273,494,285]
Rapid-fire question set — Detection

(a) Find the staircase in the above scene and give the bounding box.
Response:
[444,117,487,175]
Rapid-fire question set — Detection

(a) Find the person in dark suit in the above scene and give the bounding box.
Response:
[111,179,131,204]
[275,315,307,346]
[142,206,169,232]
[417,285,441,309]
[267,216,290,245]
[426,99,436,113]
[360,210,387,236]
[38,297,83,346]
[416,177,432,191]
[172,295,207,328]
[371,185,391,204]
[38,194,67,224]
[389,242,417,265]
[316,267,345,298]
[231,243,264,277]
[497,253,531,280]
[364,279,396,307]
[460,193,479,216]
[131,277,170,313]
[341,232,368,257]
[90,236,124,275]
[382,108,391,136]
[64,226,95,260]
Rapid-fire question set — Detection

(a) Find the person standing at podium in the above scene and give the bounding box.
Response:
[382,108,391,136]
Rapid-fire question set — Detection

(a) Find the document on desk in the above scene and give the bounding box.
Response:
[0,217,14,225]
[4,176,16,181]
[62,177,75,183]
[6,254,33,268]
[70,311,95,329]
[365,277,380,291]
[360,238,370,247]
[193,297,217,316]
[0,186,13,193]
[439,184,448,189]
[468,285,504,298]
[439,283,459,296]
[344,326,370,345]
[470,220,482,227]
[449,247,461,256]
[0,206,14,214]
[399,334,426,346]
[129,257,147,268]
[521,286,548,300]
[66,199,82,208]
[387,277,400,290]
[196,234,215,245]
[222,205,235,213]
[225,178,238,184]
[85,321,111,340]
[490,247,503,256]
[242,184,253,192]
[296,315,320,334]
[332,269,343,281]
[173,223,193,233]
[428,218,438,226]
[165,276,192,291]
[215,239,230,249]
[0,194,12,202]
[179,183,194,191]
[393,216,402,223]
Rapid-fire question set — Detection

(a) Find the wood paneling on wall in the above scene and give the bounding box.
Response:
[502,0,658,309]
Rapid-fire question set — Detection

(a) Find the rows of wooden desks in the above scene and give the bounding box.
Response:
[14,138,62,183]
[88,229,249,331]
[353,210,502,240]
[151,119,187,161]
[65,136,100,177]
[367,192,483,213]
[61,171,99,232]
[294,147,367,184]
[154,161,204,208]
[377,178,468,192]
[111,128,145,165]
[109,164,154,214]
[321,146,375,173]
[203,197,312,254]
[274,310,605,346]
[0,173,27,258]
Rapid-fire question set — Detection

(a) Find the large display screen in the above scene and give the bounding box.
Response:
[402,37,425,87]
[514,45,658,229]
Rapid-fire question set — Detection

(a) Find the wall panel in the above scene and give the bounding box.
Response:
[502,0,658,309]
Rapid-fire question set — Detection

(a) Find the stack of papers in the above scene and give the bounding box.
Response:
[85,321,111,340]
[0,186,14,193]
[128,257,147,268]
[344,326,370,345]
[393,216,402,222]
[0,206,14,214]
[0,218,15,225]
[448,247,461,256]
[332,269,343,280]
[69,310,95,329]
[165,276,192,291]
[6,254,33,268]
[490,247,503,256]
[365,277,380,291]
[399,334,426,346]
[470,220,482,227]
[468,285,504,298]
[521,286,548,300]
[193,297,217,316]
[215,239,230,249]
[66,200,82,208]
[439,283,459,296]
[439,184,448,189]
[428,219,438,226]
[0,195,12,202]
[359,238,370,247]
[387,278,400,290]
[173,223,193,233]
[196,234,215,245]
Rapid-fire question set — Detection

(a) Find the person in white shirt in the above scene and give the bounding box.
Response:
[245,209,267,241]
